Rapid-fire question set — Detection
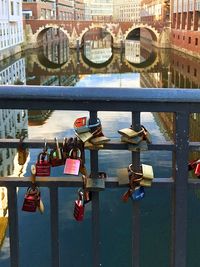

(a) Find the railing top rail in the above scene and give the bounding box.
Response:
[0,85,200,103]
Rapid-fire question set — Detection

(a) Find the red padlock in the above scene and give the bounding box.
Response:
[36,152,51,176]
[22,187,40,212]
[195,163,200,177]
[74,190,84,221]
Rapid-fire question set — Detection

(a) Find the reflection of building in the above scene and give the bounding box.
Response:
[125,40,141,63]
[42,30,69,65]
[84,39,112,63]
[83,0,113,21]
[170,50,200,89]
[0,58,26,85]
[0,0,24,60]
[171,0,200,59]
[113,0,141,22]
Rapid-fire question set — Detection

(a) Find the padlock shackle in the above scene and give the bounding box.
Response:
[69,148,81,159]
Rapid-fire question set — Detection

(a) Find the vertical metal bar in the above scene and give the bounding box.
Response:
[50,187,60,267]
[7,186,19,267]
[90,111,100,267]
[131,112,141,267]
[171,112,189,267]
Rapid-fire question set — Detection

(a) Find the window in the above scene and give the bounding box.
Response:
[188,36,191,44]
[10,1,14,16]
[195,38,198,45]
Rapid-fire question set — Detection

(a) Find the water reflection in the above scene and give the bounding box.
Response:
[1,34,200,266]
[83,29,112,64]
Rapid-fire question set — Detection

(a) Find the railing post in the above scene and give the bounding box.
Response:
[90,111,100,267]
[171,112,189,267]
[7,186,19,267]
[131,112,141,267]
[50,187,60,267]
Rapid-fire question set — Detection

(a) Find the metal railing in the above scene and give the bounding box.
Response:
[0,85,200,267]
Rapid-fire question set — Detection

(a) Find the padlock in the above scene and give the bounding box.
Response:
[22,186,40,212]
[36,152,51,176]
[188,159,200,171]
[139,164,154,187]
[74,117,101,134]
[82,175,92,204]
[49,138,64,167]
[128,141,148,152]
[195,163,200,177]
[74,190,85,221]
[131,186,145,201]
[122,188,133,202]
[86,178,105,191]
[90,136,110,145]
[17,136,29,165]
[64,148,81,175]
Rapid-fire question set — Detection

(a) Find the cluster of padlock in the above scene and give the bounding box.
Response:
[118,125,151,151]
[74,116,110,148]
[188,159,200,177]
[35,137,85,177]
[121,163,154,202]
[22,165,44,213]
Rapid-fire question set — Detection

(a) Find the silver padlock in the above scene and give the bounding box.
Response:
[86,178,105,191]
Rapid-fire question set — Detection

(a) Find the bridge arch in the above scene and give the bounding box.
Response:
[124,24,159,42]
[34,24,71,44]
[78,23,115,45]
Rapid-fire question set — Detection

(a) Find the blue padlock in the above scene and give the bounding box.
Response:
[131,186,145,201]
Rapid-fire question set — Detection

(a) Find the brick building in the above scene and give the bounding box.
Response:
[171,0,200,58]
[22,0,84,20]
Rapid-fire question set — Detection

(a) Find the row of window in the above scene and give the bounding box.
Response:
[173,0,200,12]
[172,60,198,78]
[0,22,23,50]
[173,34,199,46]
[0,59,25,85]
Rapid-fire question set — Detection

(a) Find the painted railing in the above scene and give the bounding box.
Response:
[0,86,200,267]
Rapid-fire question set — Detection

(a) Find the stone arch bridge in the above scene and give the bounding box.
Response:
[24,20,170,49]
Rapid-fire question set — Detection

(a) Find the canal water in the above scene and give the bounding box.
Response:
[0,32,200,267]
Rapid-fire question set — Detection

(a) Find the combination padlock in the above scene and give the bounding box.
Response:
[64,148,81,175]
[22,186,40,212]
[74,190,85,221]
[36,152,51,176]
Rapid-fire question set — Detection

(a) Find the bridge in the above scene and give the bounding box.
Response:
[24,20,170,49]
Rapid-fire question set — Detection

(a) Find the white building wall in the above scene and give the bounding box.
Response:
[0,0,23,57]
[113,0,141,22]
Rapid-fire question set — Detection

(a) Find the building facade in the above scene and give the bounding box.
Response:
[83,0,113,21]
[171,0,200,58]
[0,0,24,60]
[140,0,169,29]
[23,0,84,20]
[113,0,141,22]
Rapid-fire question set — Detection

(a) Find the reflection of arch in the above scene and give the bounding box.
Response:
[79,24,115,45]
[124,24,159,42]
[81,49,113,69]
[37,52,67,69]
[124,49,159,72]
[35,25,70,44]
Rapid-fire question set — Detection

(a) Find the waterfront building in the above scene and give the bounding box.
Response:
[83,0,113,21]
[0,0,23,60]
[113,0,141,22]
[23,0,84,20]
[171,0,200,59]
[140,0,169,29]
[125,40,141,63]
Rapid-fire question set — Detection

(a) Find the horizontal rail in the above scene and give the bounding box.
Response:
[0,177,199,187]
[1,139,200,152]
[0,86,200,112]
